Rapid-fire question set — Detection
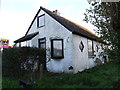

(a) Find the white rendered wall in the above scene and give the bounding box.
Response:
[26,9,74,73]
[72,34,89,73]
[25,9,105,73]
[72,34,104,73]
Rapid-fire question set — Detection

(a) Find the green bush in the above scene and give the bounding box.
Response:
[2,47,45,78]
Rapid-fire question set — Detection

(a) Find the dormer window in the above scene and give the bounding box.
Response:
[37,14,45,28]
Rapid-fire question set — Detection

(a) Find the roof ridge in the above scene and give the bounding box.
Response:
[62,17,97,37]
[25,6,97,40]
[40,7,97,39]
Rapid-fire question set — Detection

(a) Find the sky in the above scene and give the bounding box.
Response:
[0,0,95,46]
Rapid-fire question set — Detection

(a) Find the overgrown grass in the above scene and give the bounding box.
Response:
[0,77,2,89]
[2,77,19,88]
[2,61,120,88]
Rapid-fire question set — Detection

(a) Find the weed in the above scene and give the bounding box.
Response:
[2,62,119,88]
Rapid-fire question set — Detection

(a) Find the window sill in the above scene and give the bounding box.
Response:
[88,54,96,58]
[88,55,95,59]
[51,56,64,59]
[37,25,45,28]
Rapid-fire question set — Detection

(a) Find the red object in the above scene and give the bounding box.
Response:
[0,45,11,48]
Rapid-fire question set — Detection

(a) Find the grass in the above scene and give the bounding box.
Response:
[0,77,2,89]
[2,77,19,88]
[2,61,120,88]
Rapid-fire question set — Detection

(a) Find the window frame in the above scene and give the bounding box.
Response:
[27,40,32,47]
[96,44,99,52]
[38,37,46,49]
[88,39,94,58]
[37,14,45,28]
[51,39,64,59]
[79,41,84,52]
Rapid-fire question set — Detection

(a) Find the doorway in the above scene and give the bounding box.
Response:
[38,37,46,70]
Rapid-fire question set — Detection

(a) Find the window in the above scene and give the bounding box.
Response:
[38,38,46,49]
[37,14,45,28]
[27,40,32,47]
[88,39,94,57]
[79,41,84,52]
[21,41,26,47]
[38,38,46,70]
[96,45,99,52]
[51,39,64,59]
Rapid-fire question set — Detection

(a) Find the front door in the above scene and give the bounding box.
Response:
[38,37,46,70]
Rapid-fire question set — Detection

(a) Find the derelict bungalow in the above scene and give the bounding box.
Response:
[14,7,107,73]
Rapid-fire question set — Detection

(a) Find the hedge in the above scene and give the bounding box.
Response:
[2,47,45,79]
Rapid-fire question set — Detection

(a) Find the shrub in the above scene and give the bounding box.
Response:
[2,47,45,79]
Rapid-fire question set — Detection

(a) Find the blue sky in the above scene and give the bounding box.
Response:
[0,0,94,46]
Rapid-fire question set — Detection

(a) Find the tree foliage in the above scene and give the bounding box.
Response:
[84,2,120,63]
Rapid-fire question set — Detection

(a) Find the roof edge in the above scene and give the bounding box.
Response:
[25,6,98,41]
[14,32,39,43]
[25,7,41,36]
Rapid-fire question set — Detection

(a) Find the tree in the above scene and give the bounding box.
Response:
[84,2,120,63]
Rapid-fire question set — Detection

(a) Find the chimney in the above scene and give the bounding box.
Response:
[53,10,60,16]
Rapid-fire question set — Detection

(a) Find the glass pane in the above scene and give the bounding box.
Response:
[53,41,62,49]
[53,40,62,57]
[39,15,45,26]
[96,45,98,52]
[21,42,26,47]
[40,43,45,48]
[88,39,93,56]
[79,41,84,52]
[40,39,45,43]
[88,40,92,52]
[27,40,32,47]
